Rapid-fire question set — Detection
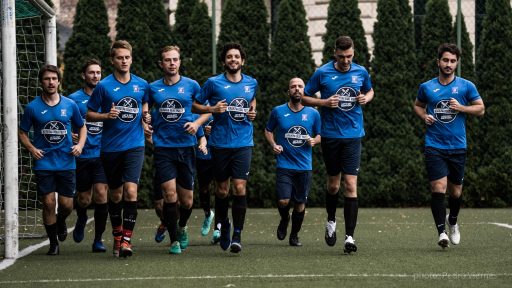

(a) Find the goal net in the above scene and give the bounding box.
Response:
[1,0,56,256]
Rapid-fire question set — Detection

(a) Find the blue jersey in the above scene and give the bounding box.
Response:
[266,104,321,171]
[196,73,258,148]
[196,115,214,160]
[417,77,481,149]
[304,61,372,139]
[88,74,149,152]
[149,77,201,148]
[68,89,102,158]
[20,96,84,170]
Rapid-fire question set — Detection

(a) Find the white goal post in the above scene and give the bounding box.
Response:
[1,0,56,260]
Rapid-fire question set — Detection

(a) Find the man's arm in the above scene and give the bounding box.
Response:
[264,129,283,155]
[19,130,44,160]
[302,94,339,108]
[87,102,119,121]
[414,99,436,126]
[184,113,212,135]
[356,88,375,105]
[192,100,228,114]
[449,98,485,116]
[71,125,87,157]
[247,98,257,121]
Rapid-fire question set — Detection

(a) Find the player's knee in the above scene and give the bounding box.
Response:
[278,199,289,207]
[327,184,340,195]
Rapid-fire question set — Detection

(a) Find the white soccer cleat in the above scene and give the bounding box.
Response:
[438,232,449,249]
[446,216,460,245]
[325,221,337,246]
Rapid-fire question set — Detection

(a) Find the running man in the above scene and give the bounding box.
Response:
[19,64,86,255]
[303,35,374,253]
[414,43,484,248]
[68,59,109,252]
[193,43,258,253]
[87,40,151,258]
[265,77,321,246]
[148,45,210,254]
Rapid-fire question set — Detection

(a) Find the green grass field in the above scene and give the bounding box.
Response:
[1,208,511,287]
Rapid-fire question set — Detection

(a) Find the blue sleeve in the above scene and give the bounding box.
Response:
[252,79,259,102]
[19,105,33,132]
[192,80,201,101]
[148,86,156,109]
[197,79,212,104]
[71,102,85,128]
[142,82,150,103]
[265,108,277,132]
[88,83,103,112]
[304,69,320,97]
[313,111,321,136]
[196,125,205,138]
[466,81,481,102]
[416,84,427,103]
[361,69,372,93]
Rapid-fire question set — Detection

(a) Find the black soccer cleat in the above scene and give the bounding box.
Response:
[277,216,289,241]
[46,244,59,256]
[343,235,357,254]
[325,221,337,246]
[289,234,302,247]
[57,219,68,242]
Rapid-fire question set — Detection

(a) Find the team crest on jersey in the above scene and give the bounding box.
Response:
[178,87,185,94]
[335,86,358,111]
[302,114,308,121]
[433,99,458,123]
[285,126,309,147]
[60,109,67,117]
[452,87,458,94]
[115,97,139,122]
[244,86,251,93]
[85,121,103,135]
[351,76,358,83]
[41,121,67,144]
[159,99,185,122]
[227,97,249,121]
[133,85,140,92]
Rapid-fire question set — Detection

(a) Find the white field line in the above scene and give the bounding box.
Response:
[490,222,512,229]
[0,273,511,284]
[0,218,94,271]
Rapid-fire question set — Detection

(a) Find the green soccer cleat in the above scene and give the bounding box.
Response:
[177,226,189,250]
[201,211,215,236]
[169,241,181,255]
[211,229,221,245]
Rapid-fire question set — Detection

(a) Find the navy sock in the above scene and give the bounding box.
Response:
[431,193,446,235]
[290,209,305,235]
[94,203,108,241]
[178,206,193,227]
[326,192,339,222]
[163,202,178,242]
[448,195,462,225]
[344,197,358,237]
[232,195,247,232]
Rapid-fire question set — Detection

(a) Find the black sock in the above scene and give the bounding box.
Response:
[76,204,88,221]
[200,189,211,216]
[431,193,446,234]
[178,206,193,227]
[215,195,229,222]
[94,203,108,241]
[122,201,138,242]
[108,200,123,230]
[214,215,221,231]
[290,209,305,235]
[232,195,247,232]
[448,195,462,225]
[163,202,178,242]
[326,192,339,222]
[44,223,58,246]
[344,197,358,237]
[278,203,291,221]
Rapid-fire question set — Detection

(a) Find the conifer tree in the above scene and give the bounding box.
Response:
[321,0,370,67]
[185,1,212,85]
[451,13,475,82]
[173,0,199,60]
[418,0,453,82]
[63,0,111,93]
[470,0,512,206]
[364,0,426,206]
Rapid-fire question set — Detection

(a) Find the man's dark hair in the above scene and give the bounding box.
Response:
[437,43,461,60]
[335,36,354,51]
[81,58,102,74]
[219,42,246,63]
[38,64,61,83]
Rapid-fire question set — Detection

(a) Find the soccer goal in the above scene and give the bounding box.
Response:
[1,0,56,259]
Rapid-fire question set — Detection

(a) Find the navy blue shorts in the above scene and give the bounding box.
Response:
[75,157,107,192]
[196,158,214,190]
[276,168,312,203]
[211,147,252,181]
[321,137,361,176]
[154,147,195,190]
[425,147,467,185]
[100,146,145,189]
[35,170,76,197]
